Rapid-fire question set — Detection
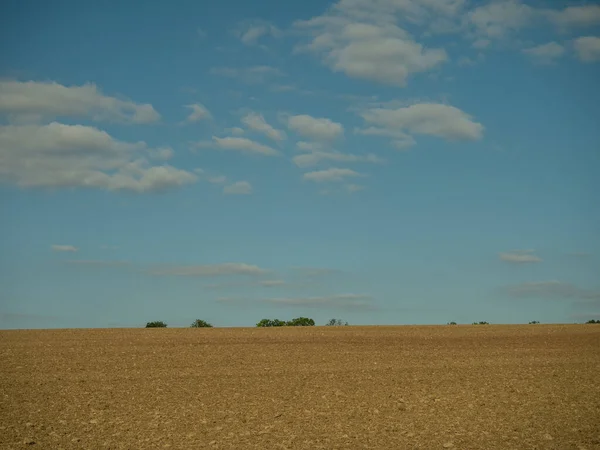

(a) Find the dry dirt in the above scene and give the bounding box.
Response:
[1,325,599,449]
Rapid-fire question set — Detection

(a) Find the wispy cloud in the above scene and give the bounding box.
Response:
[51,244,78,253]
[209,66,284,84]
[149,263,268,277]
[241,112,286,141]
[0,80,160,124]
[499,249,542,264]
[304,168,364,183]
[184,103,212,122]
[223,181,253,195]
[503,281,600,301]
[195,136,279,156]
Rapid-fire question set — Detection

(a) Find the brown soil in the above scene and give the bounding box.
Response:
[1,325,599,449]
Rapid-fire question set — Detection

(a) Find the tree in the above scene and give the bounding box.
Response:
[472,321,489,325]
[447,321,457,325]
[326,318,348,326]
[146,321,167,328]
[190,319,213,328]
[529,321,540,324]
[257,317,315,327]
[586,319,600,324]
[256,319,286,327]
[286,317,315,326]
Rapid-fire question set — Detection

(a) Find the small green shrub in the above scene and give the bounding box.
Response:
[447,321,457,325]
[190,319,213,328]
[472,321,489,325]
[586,319,600,324]
[146,321,167,328]
[528,321,540,324]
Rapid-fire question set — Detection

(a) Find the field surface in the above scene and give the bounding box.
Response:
[1,325,599,449]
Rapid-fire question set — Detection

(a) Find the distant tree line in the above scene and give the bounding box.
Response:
[145,318,600,328]
[256,317,315,327]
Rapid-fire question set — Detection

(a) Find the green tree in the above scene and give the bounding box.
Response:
[586,319,600,324]
[190,319,213,328]
[326,318,348,326]
[256,319,286,327]
[528,321,540,324]
[286,317,315,326]
[146,321,167,328]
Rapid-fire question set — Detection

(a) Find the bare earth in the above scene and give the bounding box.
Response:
[1,325,599,449]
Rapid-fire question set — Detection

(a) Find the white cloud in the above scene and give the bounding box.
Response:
[546,5,600,29]
[354,126,416,149]
[296,141,328,152]
[359,103,483,143]
[0,80,160,124]
[238,21,282,45]
[499,249,542,264]
[303,167,363,183]
[226,127,245,136]
[150,263,268,277]
[0,122,197,192]
[223,181,252,195]
[295,6,449,86]
[207,136,279,156]
[51,244,78,252]
[573,36,600,62]
[287,114,344,141]
[292,150,383,168]
[522,42,565,64]
[184,103,212,122]
[209,66,284,84]
[241,112,286,141]
[467,0,535,39]
[262,293,375,310]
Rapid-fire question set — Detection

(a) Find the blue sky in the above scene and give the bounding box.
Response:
[1,0,599,328]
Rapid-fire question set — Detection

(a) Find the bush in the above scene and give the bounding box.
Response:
[146,321,167,328]
[586,319,600,324]
[190,319,213,328]
[447,321,457,325]
[529,321,540,324]
[472,321,489,325]
[326,318,349,326]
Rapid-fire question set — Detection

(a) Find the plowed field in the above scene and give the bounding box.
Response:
[1,325,599,449]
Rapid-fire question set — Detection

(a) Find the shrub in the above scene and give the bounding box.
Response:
[326,318,348,326]
[146,321,167,328]
[529,321,540,324]
[190,319,213,328]
[586,319,600,324]
[447,321,457,325]
[472,321,489,325]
